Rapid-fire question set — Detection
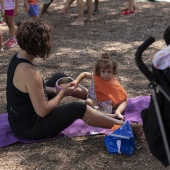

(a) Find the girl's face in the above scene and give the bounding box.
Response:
[99,68,113,80]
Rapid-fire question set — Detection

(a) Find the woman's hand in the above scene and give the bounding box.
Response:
[60,82,76,96]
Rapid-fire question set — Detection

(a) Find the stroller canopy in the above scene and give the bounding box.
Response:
[153,45,170,70]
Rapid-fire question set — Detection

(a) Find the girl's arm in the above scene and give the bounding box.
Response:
[74,72,92,85]
[0,0,4,15]
[14,0,19,15]
[24,0,30,12]
[113,99,128,120]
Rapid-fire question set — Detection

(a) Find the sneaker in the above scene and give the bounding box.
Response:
[123,6,136,11]
[92,10,99,15]
[121,10,135,16]
[4,39,10,46]
[6,38,17,48]
[84,9,88,14]
[84,9,100,15]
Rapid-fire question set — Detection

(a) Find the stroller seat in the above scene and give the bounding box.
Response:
[135,36,170,167]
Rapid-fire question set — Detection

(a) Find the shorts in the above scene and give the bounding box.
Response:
[5,10,14,16]
[28,4,39,17]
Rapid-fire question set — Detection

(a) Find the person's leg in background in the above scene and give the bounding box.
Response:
[92,0,99,15]
[41,0,54,15]
[4,10,17,48]
[121,0,135,16]
[0,30,4,52]
[70,0,84,25]
[58,0,75,14]
[86,0,93,21]
[70,0,93,25]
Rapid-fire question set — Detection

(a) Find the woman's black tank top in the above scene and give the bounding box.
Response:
[6,54,39,132]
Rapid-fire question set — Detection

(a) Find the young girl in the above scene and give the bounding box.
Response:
[0,0,4,51]
[24,0,39,19]
[3,0,18,48]
[74,53,127,120]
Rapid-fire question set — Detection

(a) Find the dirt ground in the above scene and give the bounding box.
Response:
[1,0,170,169]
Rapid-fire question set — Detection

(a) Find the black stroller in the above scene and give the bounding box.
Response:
[135,27,170,167]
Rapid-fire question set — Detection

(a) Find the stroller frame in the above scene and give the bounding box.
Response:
[135,37,170,165]
[150,83,170,164]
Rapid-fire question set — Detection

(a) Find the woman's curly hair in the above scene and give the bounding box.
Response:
[16,19,51,60]
[94,53,117,75]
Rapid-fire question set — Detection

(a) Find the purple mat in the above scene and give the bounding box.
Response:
[0,96,150,148]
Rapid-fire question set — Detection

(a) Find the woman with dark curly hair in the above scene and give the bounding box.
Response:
[6,19,142,140]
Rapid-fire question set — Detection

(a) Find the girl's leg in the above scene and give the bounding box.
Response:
[41,0,54,15]
[128,0,134,11]
[86,0,93,21]
[121,0,135,15]
[5,15,16,38]
[0,31,3,51]
[70,0,84,26]
[4,14,17,47]
[58,0,75,14]
[94,0,99,11]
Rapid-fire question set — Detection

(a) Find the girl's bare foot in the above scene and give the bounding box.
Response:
[85,17,93,22]
[70,20,84,26]
[58,10,67,15]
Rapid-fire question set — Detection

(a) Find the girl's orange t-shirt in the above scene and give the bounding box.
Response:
[94,74,127,105]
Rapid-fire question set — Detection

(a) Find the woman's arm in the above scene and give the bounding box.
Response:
[45,86,57,95]
[19,65,75,117]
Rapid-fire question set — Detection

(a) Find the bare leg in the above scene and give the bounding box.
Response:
[94,0,99,11]
[4,15,16,38]
[82,105,123,128]
[41,0,54,15]
[0,31,2,49]
[82,105,142,136]
[58,0,75,14]
[0,31,3,51]
[32,16,39,19]
[70,0,84,26]
[128,0,134,11]
[86,0,93,21]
